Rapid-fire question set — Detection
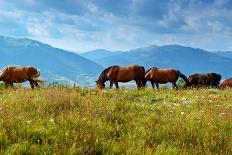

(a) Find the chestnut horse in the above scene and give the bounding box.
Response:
[144,67,189,89]
[96,65,145,89]
[220,78,232,90]
[0,66,43,89]
[184,73,221,88]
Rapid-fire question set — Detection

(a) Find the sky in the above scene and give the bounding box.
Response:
[0,0,231,52]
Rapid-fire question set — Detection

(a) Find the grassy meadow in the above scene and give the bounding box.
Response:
[0,87,231,154]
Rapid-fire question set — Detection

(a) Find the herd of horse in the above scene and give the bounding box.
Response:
[96,65,231,90]
[0,65,231,90]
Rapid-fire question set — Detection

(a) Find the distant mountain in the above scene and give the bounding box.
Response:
[0,35,103,86]
[83,45,232,78]
[80,49,122,63]
[214,51,232,59]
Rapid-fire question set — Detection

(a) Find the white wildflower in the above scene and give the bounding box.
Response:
[50,118,55,123]
[219,113,225,117]
[181,112,185,115]
[209,100,212,103]
[182,97,187,101]
[27,120,32,124]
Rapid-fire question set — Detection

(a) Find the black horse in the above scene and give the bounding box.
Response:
[184,73,221,88]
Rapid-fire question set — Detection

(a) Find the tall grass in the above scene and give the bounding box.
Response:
[0,87,231,154]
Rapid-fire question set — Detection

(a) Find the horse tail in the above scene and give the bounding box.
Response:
[178,70,189,84]
[36,69,40,78]
[33,78,45,83]
[141,66,147,87]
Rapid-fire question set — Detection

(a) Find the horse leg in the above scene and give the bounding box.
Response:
[29,80,35,89]
[151,82,155,89]
[172,82,178,89]
[155,83,159,89]
[110,81,113,89]
[9,83,14,88]
[34,81,39,88]
[5,83,9,88]
[115,82,119,89]
[136,80,141,90]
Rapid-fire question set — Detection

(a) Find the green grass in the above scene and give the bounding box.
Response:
[0,87,231,154]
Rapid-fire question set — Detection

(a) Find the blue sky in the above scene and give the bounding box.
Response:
[0,0,231,52]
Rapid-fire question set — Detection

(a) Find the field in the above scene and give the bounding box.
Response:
[0,87,231,154]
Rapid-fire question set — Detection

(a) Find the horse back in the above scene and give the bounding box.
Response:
[107,65,144,82]
[146,68,180,83]
[0,66,39,83]
[220,78,232,89]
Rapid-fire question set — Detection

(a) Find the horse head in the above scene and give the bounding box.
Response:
[0,67,8,81]
[96,80,105,89]
[183,81,191,88]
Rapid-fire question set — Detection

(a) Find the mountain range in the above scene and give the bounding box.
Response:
[0,35,103,86]
[0,35,231,87]
[81,45,232,79]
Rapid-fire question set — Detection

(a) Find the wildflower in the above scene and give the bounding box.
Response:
[209,100,212,103]
[219,112,225,117]
[124,91,128,93]
[163,101,167,104]
[50,118,55,123]
[182,97,187,101]
[170,110,173,113]
[181,112,185,115]
[183,101,189,104]
[27,120,32,124]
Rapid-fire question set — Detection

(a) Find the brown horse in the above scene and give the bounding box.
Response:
[184,73,221,88]
[220,78,232,90]
[0,66,43,89]
[96,65,145,89]
[144,67,189,89]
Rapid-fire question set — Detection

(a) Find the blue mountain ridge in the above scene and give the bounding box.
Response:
[82,45,232,79]
[0,35,103,86]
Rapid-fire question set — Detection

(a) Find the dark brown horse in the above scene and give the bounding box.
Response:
[144,67,189,89]
[220,78,232,90]
[0,66,43,89]
[96,65,146,89]
[184,73,221,88]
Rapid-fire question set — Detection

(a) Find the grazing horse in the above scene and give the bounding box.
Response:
[0,66,43,89]
[144,67,189,89]
[184,73,221,88]
[96,65,145,89]
[220,78,232,90]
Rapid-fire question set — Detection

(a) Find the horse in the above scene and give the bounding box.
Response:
[219,78,232,90]
[0,66,44,89]
[96,65,146,89]
[184,73,221,88]
[144,67,189,89]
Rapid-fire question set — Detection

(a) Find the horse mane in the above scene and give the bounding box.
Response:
[145,67,158,75]
[98,65,118,82]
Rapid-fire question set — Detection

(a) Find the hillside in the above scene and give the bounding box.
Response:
[215,51,232,59]
[0,35,103,86]
[82,45,232,78]
[0,88,231,154]
[80,49,122,62]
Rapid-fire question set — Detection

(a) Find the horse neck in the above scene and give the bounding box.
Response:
[98,73,108,83]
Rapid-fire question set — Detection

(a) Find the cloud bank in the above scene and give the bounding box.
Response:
[0,0,231,51]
